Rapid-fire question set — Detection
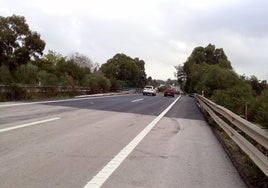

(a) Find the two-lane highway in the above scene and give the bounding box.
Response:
[0,94,245,188]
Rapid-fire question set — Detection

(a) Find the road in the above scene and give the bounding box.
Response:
[0,94,246,188]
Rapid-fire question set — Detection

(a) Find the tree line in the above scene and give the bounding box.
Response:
[3,15,265,127]
[176,44,268,128]
[0,15,149,100]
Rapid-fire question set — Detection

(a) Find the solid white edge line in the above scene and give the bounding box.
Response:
[83,95,181,188]
[0,94,133,108]
[0,117,60,133]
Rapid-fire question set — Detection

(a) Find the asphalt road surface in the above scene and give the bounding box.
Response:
[0,94,246,188]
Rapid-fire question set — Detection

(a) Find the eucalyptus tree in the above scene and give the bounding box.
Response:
[0,15,45,71]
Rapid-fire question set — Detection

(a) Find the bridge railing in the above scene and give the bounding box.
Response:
[195,94,268,176]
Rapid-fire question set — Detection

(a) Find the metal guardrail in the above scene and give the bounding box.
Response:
[195,94,268,176]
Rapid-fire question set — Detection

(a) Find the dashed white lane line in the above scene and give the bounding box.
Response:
[83,95,181,188]
[0,117,60,133]
[131,99,144,103]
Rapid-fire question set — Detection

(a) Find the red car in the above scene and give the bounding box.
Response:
[164,88,175,97]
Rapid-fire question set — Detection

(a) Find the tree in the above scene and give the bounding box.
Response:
[37,70,58,86]
[211,80,252,114]
[134,57,147,86]
[254,90,268,128]
[100,53,147,88]
[0,65,13,84]
[246,75,268,97]
[182,44,233,93]
[68,52,95,72]
[175,65,187,90]
[195,65,240,97]
[0,15,45,71]
[147,76,153,85]
[179,44,256,118]
[183,44,231,74]
[35,51,92,87]
[55,60,90,87]
[14,63,39,84]
[32,50,67,75]
[82,74,111,93]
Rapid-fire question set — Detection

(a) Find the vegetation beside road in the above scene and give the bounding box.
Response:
[176,44,268,128]
[1,14,267,130]
[0,15,150,101]
[1,14,267,187]
[177,44,268,187]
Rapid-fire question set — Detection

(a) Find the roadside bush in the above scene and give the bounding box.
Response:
[96,75,111,92]
[211,82,252,115]
[37,70,58,86]
[194,65,240,97]
[109,78,121,92]
[253,90,268,128]
[7,84,28,100]
[82,74,111,93]
[15,63,39,84]
[0,65,13,84]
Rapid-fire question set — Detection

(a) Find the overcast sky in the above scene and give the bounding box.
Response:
[1,0,268,81]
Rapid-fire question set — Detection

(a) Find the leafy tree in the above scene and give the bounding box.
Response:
[109,78,121,91]
[101,53,147,88]
[68,52,94,72]
[181,44,233,93]
[195,65,240,97]
[185,44,231,68]
[184,63,211,93]
[0,65,13,84]
[37,51,90,87]
[32,50,66,73]
[14,63,39,84]
[96,75,111,92]
[179,44,259,121]
[147,76,153,85]
[37,70,58,86]
[58,74,72,87]
[134,57,147,86]
[254,90,268,128]
[82,74,111,93]
[246,75,268,96]
[211,80,252,114]
[175,65,186,85]
[55,60,83,86]
[0,15,45,71]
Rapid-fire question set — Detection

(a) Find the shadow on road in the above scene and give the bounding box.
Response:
[165,96,206,121]
[41,95,206,121]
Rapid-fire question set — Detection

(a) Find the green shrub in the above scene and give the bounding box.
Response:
[37,70,58,86]
[0,65,13,84]
[254,90,268,128]
[7,84,28,100]
[211,82,252,115]
[15,63,39,84]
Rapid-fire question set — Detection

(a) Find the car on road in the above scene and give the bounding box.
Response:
[143,85,156,96]
[164,88,175,97]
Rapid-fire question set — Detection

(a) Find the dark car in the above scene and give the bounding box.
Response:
[164,88,175,97]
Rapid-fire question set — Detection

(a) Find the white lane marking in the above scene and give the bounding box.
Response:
[83,95,181,188]
[0,117,60,133]
[0,95,131,108]
[131,99,143,103]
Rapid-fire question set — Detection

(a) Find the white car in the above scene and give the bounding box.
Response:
[143,85,156,96]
